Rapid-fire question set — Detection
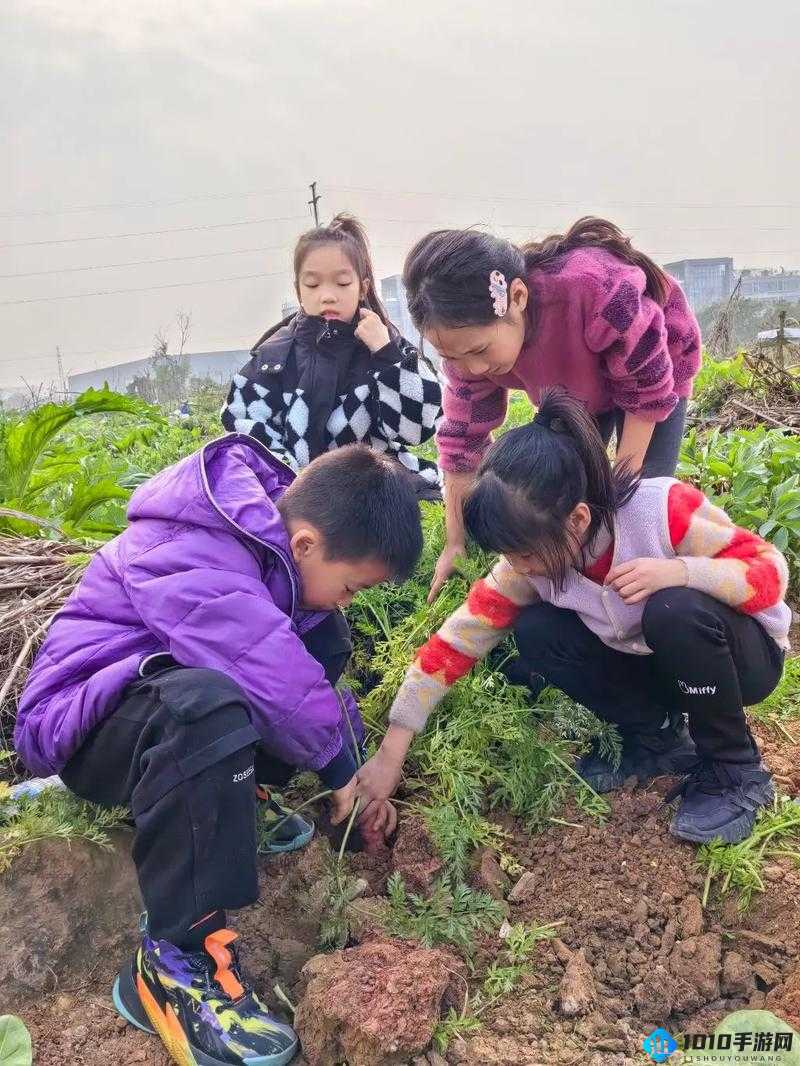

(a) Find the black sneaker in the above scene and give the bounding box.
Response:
[668,759,775,844]
[578,717,697,793]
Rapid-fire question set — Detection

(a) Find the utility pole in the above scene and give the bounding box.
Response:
[308,181,321,227]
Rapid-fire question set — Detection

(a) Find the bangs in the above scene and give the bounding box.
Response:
[463,473,577,588]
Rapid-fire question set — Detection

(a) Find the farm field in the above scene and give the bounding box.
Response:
[1,356,799,1066]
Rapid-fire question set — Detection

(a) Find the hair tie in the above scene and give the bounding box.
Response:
[489,270,508,317]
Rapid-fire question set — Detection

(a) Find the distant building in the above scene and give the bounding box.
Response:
[281,296,300,320]
[739,269,800,302]
[381,275,419,343]
[68,348,249,395]
[664,257,735,311]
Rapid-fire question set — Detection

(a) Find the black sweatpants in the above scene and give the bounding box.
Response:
[514,587,784,763]
[61,611,352,946]
[595,397,687,477]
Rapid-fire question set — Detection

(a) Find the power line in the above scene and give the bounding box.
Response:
[0,215,307,250]
[334,184,800,211]
[0,270,287,307]
[0,243,292,279]
[0,187,298,221]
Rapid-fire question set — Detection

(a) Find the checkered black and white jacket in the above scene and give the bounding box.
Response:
[222,311,443,495]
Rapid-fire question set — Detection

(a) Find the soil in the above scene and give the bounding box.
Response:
[14,721,800,1066]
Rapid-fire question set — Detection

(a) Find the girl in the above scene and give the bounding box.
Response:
[223,213,443,499]
[356,389,791,846]
[402,217,702,598]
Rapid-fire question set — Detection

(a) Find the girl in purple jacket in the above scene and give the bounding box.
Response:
[14,439,423,1066]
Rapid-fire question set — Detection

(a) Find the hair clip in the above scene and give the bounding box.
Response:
[489,270,508,317]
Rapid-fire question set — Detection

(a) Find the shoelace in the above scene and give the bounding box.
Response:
[663,759,740,804]
[189,945,255,1010]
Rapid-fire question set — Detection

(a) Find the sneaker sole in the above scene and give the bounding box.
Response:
[113,964,298,1066]
[259,822,315,855]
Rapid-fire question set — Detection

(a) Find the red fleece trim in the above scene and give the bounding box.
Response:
[583,542,615,585]
[467,578,522,628]
[417,633,477,686]
[667,482,706,548]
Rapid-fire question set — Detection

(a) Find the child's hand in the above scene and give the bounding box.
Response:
[329,775,358,825]
[359,799,398,838]
[356,748,404,804]
[606,557,688,604]
[355,308,391,354]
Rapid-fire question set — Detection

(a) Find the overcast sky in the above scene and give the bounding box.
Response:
[2,0,799,389]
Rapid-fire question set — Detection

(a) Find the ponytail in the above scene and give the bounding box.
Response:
[293,213,391,326]
[522,217,670,306]
[463,388,638,587]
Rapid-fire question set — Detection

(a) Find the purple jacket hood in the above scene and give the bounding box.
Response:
[15,434,357,777]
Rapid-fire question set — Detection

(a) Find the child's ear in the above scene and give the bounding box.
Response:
[568,502,592,539]
[288,526,320,560]
[360,278,370,300]
[510,278,528,313]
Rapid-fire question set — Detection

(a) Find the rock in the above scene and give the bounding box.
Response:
[551,938,573,965]
[753,960,782,989]
[0,829,141,1011]
[659,919,677,957]
[426,1054,449,1066]
[678,894,704,938]
[767,968,800,1030]
[634,966,674,1020]
[669,933,722,1002]
[390,819,443,896]
[472,849,509,900]
[633,898,649,922]
[721,951,754,997]
[295,940,466,1066]
[559,948,596,1016]
[763,863,785,883]
[508,871,537,903]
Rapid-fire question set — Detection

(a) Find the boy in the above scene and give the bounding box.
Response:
[15,436,423,1066]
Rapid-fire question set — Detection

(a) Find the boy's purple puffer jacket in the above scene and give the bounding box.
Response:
[14,434,363,779]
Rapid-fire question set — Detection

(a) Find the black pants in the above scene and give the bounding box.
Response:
[596,397,687,477]
[61,611,352,946]
[514,588,784,763]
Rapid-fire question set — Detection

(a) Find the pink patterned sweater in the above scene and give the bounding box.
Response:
[436,247,702,474]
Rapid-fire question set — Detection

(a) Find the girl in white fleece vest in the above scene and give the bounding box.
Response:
[357,388,791,846]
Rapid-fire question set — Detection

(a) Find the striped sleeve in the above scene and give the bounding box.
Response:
[389,559,538,733]
[668,482,789,615]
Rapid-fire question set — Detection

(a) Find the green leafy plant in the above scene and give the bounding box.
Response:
[678,426,800,588]
[0,1015,32,1066]
[751,657,800,728]
[0,788,129,873]
[384,872,505,957]
[697,795,800,911]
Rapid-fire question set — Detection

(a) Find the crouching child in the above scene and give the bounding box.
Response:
[14,438,422,1066]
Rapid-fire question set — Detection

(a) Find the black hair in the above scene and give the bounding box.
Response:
[294,213,390,325]
[277,445,423,581]
[403,217,670,334]
[463,389,639,587]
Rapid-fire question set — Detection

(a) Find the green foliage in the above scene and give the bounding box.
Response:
[0,1015,32,1066]
[696,795,800,911]
[384,872,505,957]
[432,1009,483,1053]
[678,425,800,588]
[0,787,129,873]
[751,657,800,726]
[690,354,755,416]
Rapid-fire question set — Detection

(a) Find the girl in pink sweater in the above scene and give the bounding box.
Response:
[356,390,790,846]
[402,217,702,600]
